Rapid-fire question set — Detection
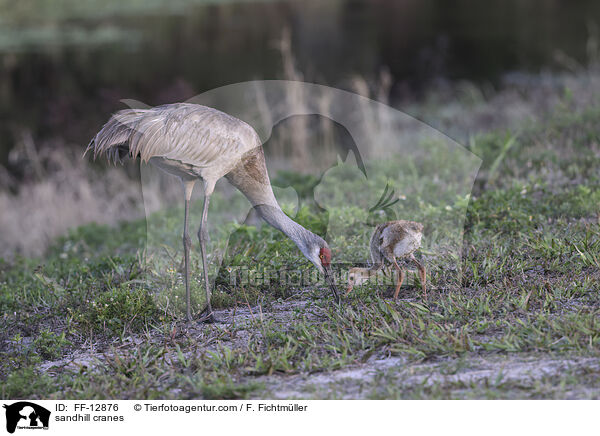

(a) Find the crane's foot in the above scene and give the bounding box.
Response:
[198,313,217,324]
[197,306,225,324]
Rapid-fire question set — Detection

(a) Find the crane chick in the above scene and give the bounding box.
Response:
[346,220,426,299]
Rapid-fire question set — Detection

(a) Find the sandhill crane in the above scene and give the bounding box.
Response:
[346,220,426,299]
[87,103,339,323]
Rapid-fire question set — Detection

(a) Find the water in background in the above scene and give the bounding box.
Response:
[0,0,598,169]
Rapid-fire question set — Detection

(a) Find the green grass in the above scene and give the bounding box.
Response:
[1,101,600,399]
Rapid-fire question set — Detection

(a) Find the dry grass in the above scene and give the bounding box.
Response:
[0,144,185,259]
[0,147,139,258]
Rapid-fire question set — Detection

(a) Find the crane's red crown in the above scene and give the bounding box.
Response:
[319,247,331,267]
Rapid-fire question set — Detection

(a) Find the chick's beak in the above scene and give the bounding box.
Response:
[323,265,340,302]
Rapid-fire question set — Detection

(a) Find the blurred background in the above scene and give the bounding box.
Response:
[1,0,599,258]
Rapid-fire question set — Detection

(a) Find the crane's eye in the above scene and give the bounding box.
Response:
[319,254,324,259]
[349,275,354,281]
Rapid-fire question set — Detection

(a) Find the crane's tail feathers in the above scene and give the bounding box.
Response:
[85,109,150,164]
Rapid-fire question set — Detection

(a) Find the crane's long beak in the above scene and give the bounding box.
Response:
[324,266,340,302]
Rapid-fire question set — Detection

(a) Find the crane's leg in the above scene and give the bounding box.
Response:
[392,258,404,300]
[411,253,427,300]
[197,192,215,323]
[182,181,195,322]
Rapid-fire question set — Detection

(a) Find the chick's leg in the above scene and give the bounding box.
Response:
[392,258,404,300]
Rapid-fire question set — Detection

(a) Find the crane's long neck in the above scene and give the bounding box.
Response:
[253,204,318,256]
[226,147,339,299]
[225,146,322,260]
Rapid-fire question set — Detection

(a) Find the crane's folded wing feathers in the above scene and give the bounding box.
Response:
[86,103,260,167]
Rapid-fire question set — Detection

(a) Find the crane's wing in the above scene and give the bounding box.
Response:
[87,103,260,167]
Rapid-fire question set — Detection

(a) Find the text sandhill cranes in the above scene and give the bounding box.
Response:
[346,220,426,299]
[87,103,339,323]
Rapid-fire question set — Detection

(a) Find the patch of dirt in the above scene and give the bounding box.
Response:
[255,354,600,399]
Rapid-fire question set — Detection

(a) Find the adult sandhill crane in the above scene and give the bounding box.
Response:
[87,103,339,323]
[346,220,426,299]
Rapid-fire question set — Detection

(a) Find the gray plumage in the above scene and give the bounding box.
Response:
[87,103,339,322]
[88,104,262,194]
